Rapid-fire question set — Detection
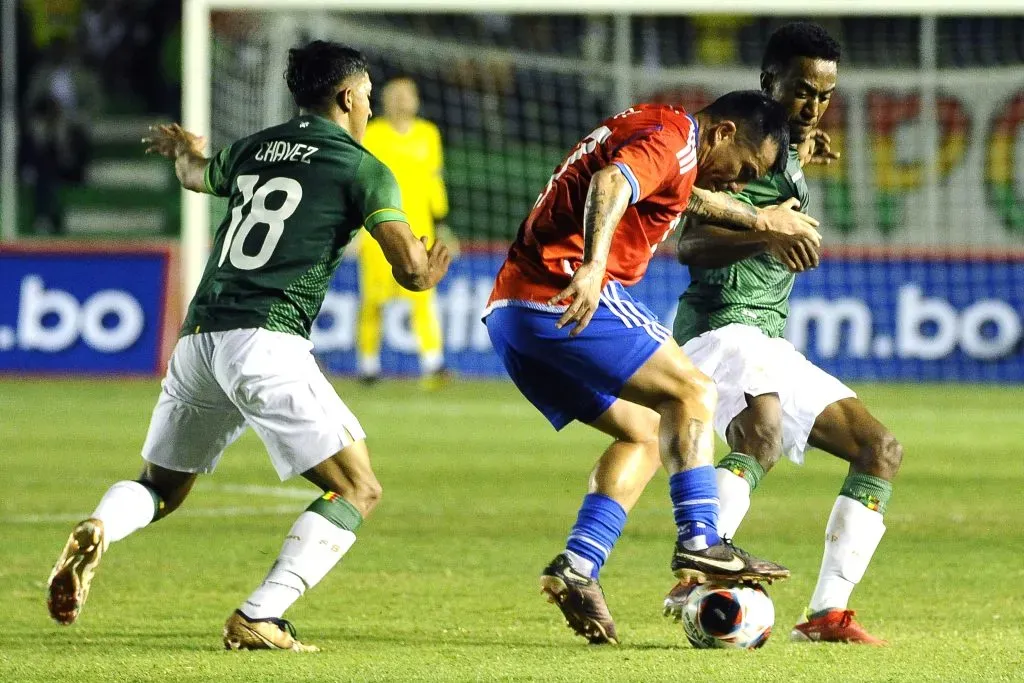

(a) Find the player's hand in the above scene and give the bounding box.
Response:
[767,231,821,273]
[143,123,206,160]
[756,198,821,247]
[797,129,840,167]
[548,262,604,337]
[423,236,451,288]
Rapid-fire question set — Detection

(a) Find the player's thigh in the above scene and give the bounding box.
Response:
[141,335,248,476]
[765,338,857,463]
[485,308,614,430]
[589,398,660,444]
[215,328,367,481]
[618,339,715,414]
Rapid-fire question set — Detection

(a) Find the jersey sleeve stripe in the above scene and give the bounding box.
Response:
[202,162,216,195]
[364,207,408,232]
[613,161,640,205]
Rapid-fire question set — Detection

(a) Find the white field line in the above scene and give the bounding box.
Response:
[5,503,301,525]
[3,483,312,525]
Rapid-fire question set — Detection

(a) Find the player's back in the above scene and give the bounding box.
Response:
[490,104,698,308]
[185,114,399,338]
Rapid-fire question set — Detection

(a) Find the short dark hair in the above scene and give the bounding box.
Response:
[286,40,368,110]
[761,22,841,76]
[700,90,791,175]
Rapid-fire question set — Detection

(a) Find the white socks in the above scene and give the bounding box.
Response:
[91,481,158,547]
[241,511,357,620]
[358,353,381,377]
[809,495,887,613]
[420,350,444,375]
[715,467,752,540]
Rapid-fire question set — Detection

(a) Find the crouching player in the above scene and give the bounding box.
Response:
[484,91,822,644]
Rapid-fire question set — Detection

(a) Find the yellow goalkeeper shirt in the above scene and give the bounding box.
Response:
[361,117,448,242]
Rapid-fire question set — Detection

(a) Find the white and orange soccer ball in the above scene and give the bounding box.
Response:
[680,582,775,649]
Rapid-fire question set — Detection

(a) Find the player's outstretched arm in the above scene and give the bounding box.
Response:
[686,188,820,245]
[676,218,819,273]
[371,221,451,292]
[548,164,633,336]
[142,124,210,194]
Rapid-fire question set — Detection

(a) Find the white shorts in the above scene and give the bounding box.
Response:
[141,328,365,480]
[682,323,856,465]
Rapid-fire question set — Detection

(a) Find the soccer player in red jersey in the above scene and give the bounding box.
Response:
[484,91,821,644]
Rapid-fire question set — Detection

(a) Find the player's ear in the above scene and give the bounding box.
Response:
[712,120,738,145]
[336,87,353,114]
[760,71,773,95]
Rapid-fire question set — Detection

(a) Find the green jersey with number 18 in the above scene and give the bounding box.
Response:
[673,146,809,345]
[181,114,406,338]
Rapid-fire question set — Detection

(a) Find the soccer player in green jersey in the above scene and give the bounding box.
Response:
[45,41,450,651]
[665,23,900,645]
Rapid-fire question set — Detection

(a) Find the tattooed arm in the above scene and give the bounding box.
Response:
[686,186,821,240]
[547,165,633,335]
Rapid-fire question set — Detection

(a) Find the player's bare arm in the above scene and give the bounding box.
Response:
[143,123,209,193]
[371,220,451,292]
[676,218,819,272]
[548,164,632,336]
[686,188,820,243]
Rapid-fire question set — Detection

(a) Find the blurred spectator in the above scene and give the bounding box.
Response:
[22,95,90,234]
[22,0,81,51]
[23,39,98,234]
[692,15,752,65]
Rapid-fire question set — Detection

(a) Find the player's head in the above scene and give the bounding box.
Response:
[694,90,790,192]
[760,21,841,143]
[286,40,372,140]
[381,77,420,121]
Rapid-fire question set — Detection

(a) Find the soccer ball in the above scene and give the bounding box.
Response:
[680,583,775,649]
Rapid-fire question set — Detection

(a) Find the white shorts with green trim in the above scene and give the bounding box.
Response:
[682,323,855,465]
[141,328,364,480]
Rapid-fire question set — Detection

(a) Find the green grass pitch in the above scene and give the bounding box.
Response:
[1,379,1022,682]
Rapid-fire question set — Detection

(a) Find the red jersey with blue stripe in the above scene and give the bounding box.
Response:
[487,104,698,310]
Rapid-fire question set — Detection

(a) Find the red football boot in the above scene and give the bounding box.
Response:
[791,609,888,646]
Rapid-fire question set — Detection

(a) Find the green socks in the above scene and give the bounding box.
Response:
[717,452,766,491]
[839,472,893,514]
[306,491,363,531]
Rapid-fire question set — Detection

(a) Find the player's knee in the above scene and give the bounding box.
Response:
[726,417,783,470]
[667,367,716,416]
[353,477,383,515]
[866,432,903,480]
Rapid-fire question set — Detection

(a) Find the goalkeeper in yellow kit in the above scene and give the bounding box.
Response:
[357,77,450,387]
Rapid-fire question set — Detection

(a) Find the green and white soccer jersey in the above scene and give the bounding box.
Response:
[673,147,854,463]
[183,114,406,339]
[146,115,403,479]
[674,146,808,345]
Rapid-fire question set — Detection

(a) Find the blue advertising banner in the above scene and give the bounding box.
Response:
[0,244,177,374]
[314,250,1024,382]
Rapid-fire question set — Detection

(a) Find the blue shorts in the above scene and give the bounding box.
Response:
[484,282,671,430]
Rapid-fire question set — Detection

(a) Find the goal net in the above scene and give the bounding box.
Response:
[193,4,1024,381]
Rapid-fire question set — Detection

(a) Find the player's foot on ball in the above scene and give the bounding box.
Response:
[539,553,619,645]
[223,610,319,652]
[47,518,106,625]
[791,608,888,646]
[662,579,698,622]
[671,538,790,585]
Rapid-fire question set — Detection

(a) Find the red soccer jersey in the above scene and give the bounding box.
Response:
[487,104,698,310]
